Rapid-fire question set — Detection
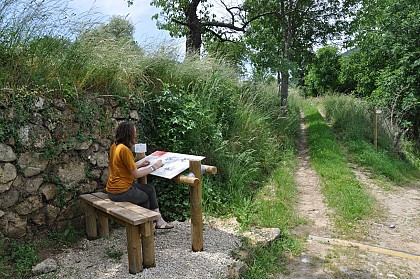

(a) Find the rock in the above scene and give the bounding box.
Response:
[18,124,51,149]
[17,152,49,177]
[78,181,98,194]
[32,258,58,275]
[301,257,311,264]
[95,151,109,168]
[58,161,86,189]
[130,110,139,120]
[0,181,13,194]
[40,183,57,201]
[101,168,110,185]
[242,227,281,246]
[74,140,92,150]
[45,205,61,224]
[113,107,127,119]
[30,112,43,125]
[227,261,247,278]
[0,189,19,209]
[0,212,27,238]
[0,143,16,162]
[15,195,43,215]
[34,97,45,110]
[0,163,16,193]
[25,176,44,194]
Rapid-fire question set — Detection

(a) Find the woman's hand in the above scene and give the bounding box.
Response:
[140,160,150,167]
[153,160,163,169]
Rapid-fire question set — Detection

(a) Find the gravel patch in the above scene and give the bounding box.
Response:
[36,220,242,279]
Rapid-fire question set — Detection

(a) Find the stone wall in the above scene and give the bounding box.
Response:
[0,94,141,238]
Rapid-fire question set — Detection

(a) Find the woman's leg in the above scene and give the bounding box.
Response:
[108,185,150,208]
[135,183,173,229]
[135,184,158,209]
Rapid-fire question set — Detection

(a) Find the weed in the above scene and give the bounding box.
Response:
[8,241,38,277]
[48,222,84,246]
[105,247,124,261]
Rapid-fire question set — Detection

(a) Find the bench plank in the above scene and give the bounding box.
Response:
[90,192,161,221]
[80,193,160,225]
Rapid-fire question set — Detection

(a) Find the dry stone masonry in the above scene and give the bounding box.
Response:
[0,93,142,238]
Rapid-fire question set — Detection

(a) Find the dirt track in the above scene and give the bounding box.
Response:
[279,110,420,278]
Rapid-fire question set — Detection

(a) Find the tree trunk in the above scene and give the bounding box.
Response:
[280,25,292,116]
[185,0,202,55]
[280,71,289,116]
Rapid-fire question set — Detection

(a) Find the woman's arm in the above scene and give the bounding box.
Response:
[130,160,163,179]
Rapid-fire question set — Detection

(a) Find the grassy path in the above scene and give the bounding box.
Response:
[302,103,374,230]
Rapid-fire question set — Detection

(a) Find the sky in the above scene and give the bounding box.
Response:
[67,0,185,54]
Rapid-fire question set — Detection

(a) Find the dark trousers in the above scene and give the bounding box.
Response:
[108,183,159,210]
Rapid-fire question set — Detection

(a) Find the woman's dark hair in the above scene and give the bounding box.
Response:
[114,121,136,147]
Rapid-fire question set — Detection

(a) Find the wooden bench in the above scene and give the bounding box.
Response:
[79,192,161,274]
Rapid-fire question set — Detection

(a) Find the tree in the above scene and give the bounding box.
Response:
[245,0,354,114]
[79,16,135,41]
[152,0,250,55]
[127,0,267,56]
[304,46,341,96]
[348,0,420,141]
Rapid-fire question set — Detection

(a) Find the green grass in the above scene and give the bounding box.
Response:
[303,103,374,227]
[346,139,420,184]
[322,94,420,185]
[241,152,302,278]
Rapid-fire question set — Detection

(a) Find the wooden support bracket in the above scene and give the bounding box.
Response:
[203,165,217,175]
[173,174,200,186]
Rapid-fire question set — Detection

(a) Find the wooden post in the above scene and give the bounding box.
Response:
[140,221,156,268]
[135,152,147,184]
[374,111,378,151]
[374,109,382,151]
[85,204,97,240]
[126,224,142,274]
[98,213,109,238]
[189,160,203,252]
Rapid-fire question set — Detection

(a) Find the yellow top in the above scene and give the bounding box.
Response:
[106,143,136,194]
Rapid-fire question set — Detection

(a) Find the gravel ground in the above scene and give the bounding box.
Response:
[35,219,243,279]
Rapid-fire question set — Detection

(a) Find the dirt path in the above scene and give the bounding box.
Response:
[279,110,420,278]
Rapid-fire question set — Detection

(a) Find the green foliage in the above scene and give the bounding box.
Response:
[151,83,205,152]
[346,0,420,139]
[154,179,191,221]
[304,46,341,96]
[7,241,38,277]
[250,154,302,230]
[48,222,84,245]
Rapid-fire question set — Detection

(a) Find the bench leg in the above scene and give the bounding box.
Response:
[126,224,142,274]
[85,204,97,240]
[98,213,109,238]
[140,222,156,268]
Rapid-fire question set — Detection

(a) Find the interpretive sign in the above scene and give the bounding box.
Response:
[136,151,205,179]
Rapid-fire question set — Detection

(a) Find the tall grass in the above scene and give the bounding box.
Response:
[323,95,420,184]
